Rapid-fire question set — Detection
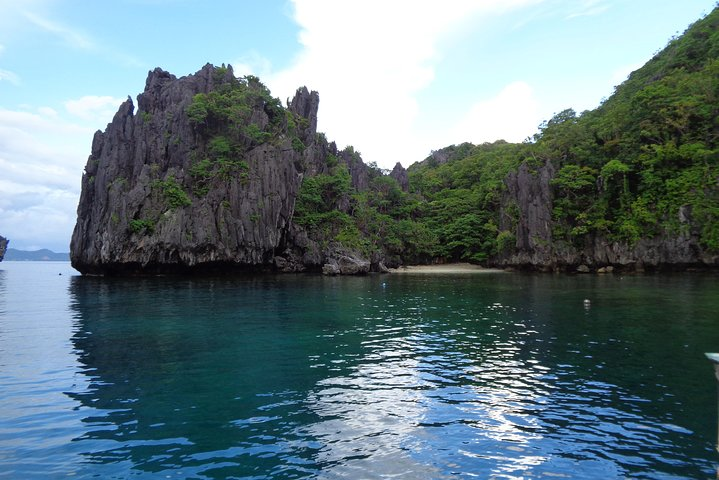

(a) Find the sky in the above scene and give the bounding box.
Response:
[0,0,716,252]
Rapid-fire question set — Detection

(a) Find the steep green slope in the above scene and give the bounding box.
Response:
[407,141,528,262]
[407,7,719,269]
[292,154,436,266]
[542,6,719,248]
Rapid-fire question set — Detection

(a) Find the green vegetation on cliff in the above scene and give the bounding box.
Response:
[285,8,719,269]
[566,9,719,250]
[408,141,528,262]
[185,70,302,197]
[293,155,437,264]
[238,6,718,269]
[403,7,719,264]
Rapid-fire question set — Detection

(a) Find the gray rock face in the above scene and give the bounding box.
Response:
[71,65,314,274]
[494,160,718,271]
[389,162,409,192]
[288,86,319,146]
[321,245,371,275]
[340,147,375,192]
[499,161,555,269]
[70,64,395,275]
[321,262,341,275]
[0,235,7,262]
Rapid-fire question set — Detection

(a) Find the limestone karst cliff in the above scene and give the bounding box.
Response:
[493,160,717,271]
[72,5,719,275]
[70,64,385,274]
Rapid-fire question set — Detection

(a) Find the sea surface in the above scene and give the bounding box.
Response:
[1,261,718,479]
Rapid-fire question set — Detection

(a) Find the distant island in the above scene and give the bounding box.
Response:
[4,248,70,262]
[70,7,719,275]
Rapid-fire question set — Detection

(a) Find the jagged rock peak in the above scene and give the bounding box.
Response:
[390,162,409,192]
[70,63,393,276]
[289,86,319,143]
[70,64,308,275]
[289,87,318,118]
[144,67,176,91]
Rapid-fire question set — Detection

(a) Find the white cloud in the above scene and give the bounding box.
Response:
[265,0,543,168]
[37,106,58,118]
[0,107,95,251]
[0,186,78,252]
[22,10,95,50]
[64,95,125,123]
[452,81,541,144]
[231,50,273,79]
[0,68,20,85]
[565,0,610,20]
[0,108,91,142]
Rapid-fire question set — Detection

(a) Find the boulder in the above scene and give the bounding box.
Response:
[337,254,370,275]
[322,263,340,276]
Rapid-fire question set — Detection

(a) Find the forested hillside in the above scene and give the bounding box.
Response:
[276,6,719,271]
[403,7,719,270]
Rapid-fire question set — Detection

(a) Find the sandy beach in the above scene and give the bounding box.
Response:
[389,263,505,274]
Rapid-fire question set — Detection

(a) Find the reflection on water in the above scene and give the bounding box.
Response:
[67,276,335,478]
[1,263,718,478]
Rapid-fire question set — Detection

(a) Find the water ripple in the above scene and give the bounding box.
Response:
[0,267,717,478]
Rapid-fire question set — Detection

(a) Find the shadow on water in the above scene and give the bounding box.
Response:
[65,272,719,478]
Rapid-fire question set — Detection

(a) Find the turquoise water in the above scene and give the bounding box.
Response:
[1,262,718,478]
